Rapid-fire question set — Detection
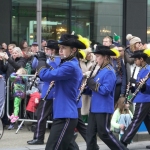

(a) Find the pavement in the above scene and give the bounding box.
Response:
[1,123,150,150]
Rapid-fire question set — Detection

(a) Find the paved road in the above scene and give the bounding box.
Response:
[0,124,150,150]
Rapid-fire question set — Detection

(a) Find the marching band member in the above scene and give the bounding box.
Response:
[27,40,60,145]
[120,49,150,149]
[85,45,128,150]
[79,48,99,123]
[37,33,89,150]
[110,46,127,105]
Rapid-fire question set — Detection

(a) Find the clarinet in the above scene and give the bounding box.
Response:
[77,63,97,101]
[41,66,55,101]
[130,72,150,102]
[124,66,136,104]
[42,81,55,101]
[29,63,54,90]
[29,73,38,90]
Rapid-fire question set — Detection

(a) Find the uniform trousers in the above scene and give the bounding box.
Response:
[121,102,150,144]
[33,99,53,141]
[68,108,86,150]
[77,108,87,141]
[45,118,78,150]
[87,112,128,150]
[71,108,99,149]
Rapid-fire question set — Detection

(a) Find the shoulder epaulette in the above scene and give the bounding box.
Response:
[106,65,111,70]
[144,65,148,69]
[106,65,113,71]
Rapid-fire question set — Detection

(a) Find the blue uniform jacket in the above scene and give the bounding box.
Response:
[32,56,61,100]
[39,57,83,119]
[77,98,82,109]
[89,64,116,113]
[112,58,126,95]
[133,65,150,103]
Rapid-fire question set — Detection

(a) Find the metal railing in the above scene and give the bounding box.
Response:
[0,77,6,139]
[6,75,53,134]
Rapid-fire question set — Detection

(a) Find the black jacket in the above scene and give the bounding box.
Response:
[2,57,27,81]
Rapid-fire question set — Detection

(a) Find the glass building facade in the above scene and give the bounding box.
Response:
[12,0,123,46]
[0,0,149,46]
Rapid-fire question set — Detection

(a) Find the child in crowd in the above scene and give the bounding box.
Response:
[111,97,133,140]
[26,85,41,132]
[8,68,27,130]
[26,85,41,120]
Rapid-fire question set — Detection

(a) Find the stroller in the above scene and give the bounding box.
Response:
[0,77,6,139]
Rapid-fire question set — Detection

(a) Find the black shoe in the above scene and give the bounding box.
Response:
[27,139,44,145]
[146,145,150,149]
[96,144,100,150]
[121,140,128,147]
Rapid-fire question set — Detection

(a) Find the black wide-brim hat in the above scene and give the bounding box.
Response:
[130,50,147,58]
[44,40,59,50]
[92,45,116,56]
[58,34,86,49]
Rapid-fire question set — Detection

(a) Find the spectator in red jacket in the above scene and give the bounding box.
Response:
[26,86,41,120]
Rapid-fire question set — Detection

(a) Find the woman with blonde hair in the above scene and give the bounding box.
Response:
[1,47,27,128]
[1,47,27,80]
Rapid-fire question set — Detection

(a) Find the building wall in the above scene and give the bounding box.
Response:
[0,0,11,45]
[125,0,147,43]
[94,1,123,44]
[147,0,150,42]
[0,0,148,46]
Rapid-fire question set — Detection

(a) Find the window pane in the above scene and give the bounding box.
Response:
[12,0,68,46]
[12,0,123,46]
[72,0,123,45]
[12,0,37,46]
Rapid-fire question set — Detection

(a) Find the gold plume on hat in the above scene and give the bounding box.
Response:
[79,50,86,60]
[144,49,150,57]
[77,35,91,49]
[110,48,120,58]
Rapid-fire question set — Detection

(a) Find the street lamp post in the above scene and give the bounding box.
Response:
[37,0,42,50]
